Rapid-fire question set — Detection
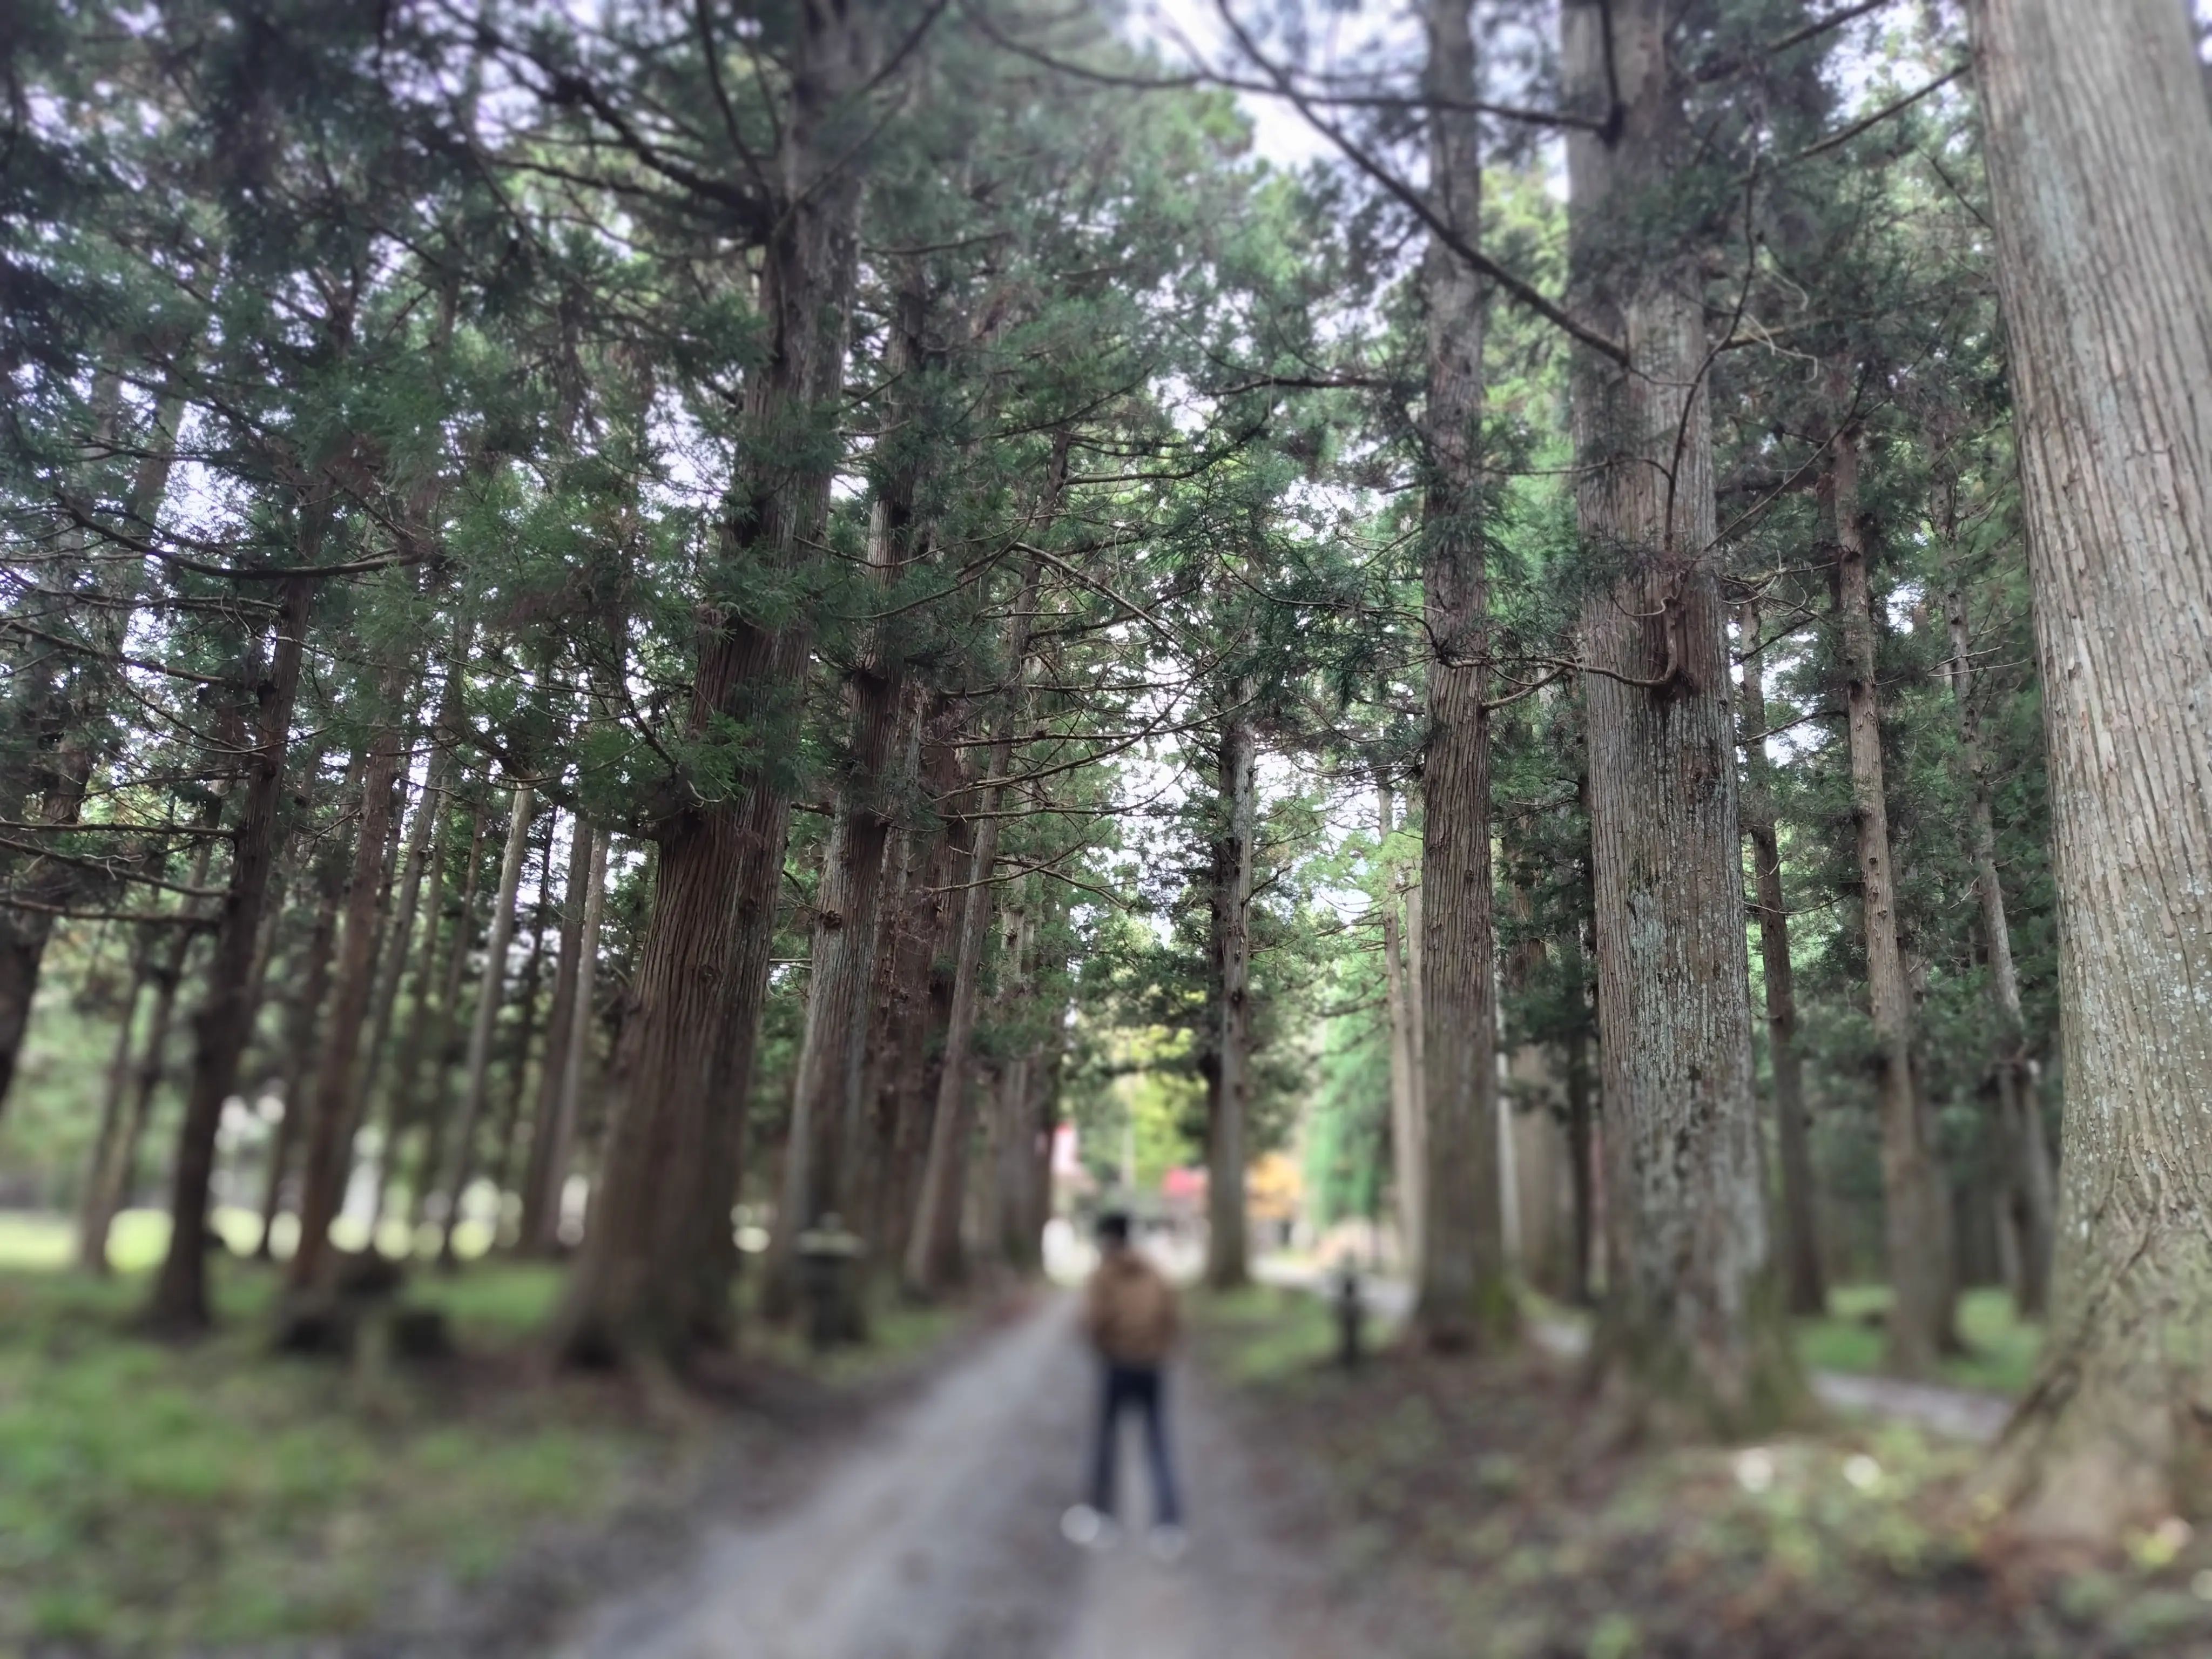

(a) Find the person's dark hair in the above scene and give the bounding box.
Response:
[1097,1211,1131,1244]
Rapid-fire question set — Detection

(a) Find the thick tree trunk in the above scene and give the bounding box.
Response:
[1736,596,1826,1317]
[1563,0,1802,1431]
[1964,0,2212,1539]
[1942,578,2053,1317]
[872,719,963,1262]
[1410,0,1506,1352]
[765,289,926,1303]
[288,706,407,1290]
[1831,428,1954,1374]
[437,781,534,1266]
[554,3,873,1366]
[1206,706,1257,1290]
[521,812,591,1250]
[149,572,315,1333]
[1377,787,1423,1276]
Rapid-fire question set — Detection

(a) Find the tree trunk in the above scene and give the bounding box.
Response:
[1964,0,2212,1539]
[1941,577,2053,1317]
[902,557,1044,1297]
[872,717,964,1262]
[1563,0,1802,1431]
[347,711,454,1196]
[1408,0,1506,1351]
[1377,787,1423,1277]
[149,572,315,1333]
[406,803,487,1230]
[765,281,926,1303]
[528,824,605,1253]
[521,811,591,1251]
[76,942,151,1270]
[1736,596,1826,1317]
[0,374,186,1118]
[1206,705,1257,1290]
[288,704,407,1290]
[1831,427,1954,1374]
[437,780,534,1267]
[490,811,558,1202]
[553,3,873,1366]
[255,824,348,1258]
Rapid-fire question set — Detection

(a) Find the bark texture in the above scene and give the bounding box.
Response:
[766,276,928,1305]
[1965,0,2212,1537]
[289,706,406,1289]
[1737,597,1825,1317]
[149,572,315,1333]
[556,1,874,1364]
[1412,0,1507,1353]
[1564,0,1802,1431]
[438,781,534,1265]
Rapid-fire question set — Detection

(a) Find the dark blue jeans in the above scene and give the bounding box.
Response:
[1089,1362,1182,1525]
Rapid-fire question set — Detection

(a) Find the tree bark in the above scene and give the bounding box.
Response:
[872,714,965,1263]
[288,699,408,1290]
[1563,0,1802,1431]
[1377,786,1423,1277]
[490,810,558,1200]
[76,941,150,1270]
[149,571,315,1333]
[521,811,591,1251]
[437,780,534,1266]
[528,824,606,1253]
[1941,576,2053,1317]
[1206,704,1257,1290]
[256,820,346,1257]
[766,280,929,1307]
[1736,596,1826,1317]
[553,3,875,1366]
[405,803,487,1229]
[1831,427,1954,1374]
[1964,0,2212,1539]
[1409,0,1507,1352]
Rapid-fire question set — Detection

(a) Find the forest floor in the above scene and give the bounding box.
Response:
[1196,1285,2212,1658]
[0,1220,965,1657]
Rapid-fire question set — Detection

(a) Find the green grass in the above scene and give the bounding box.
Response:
[0,1213,986,1651]
[1793,1285,2042,1397]
[1190,1284,1341,1384]
[0,1254,662,1654]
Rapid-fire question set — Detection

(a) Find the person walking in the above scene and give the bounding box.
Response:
[1063,1211,1186,1560]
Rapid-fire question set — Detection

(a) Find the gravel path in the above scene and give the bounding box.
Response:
[554,1294,1345,1659]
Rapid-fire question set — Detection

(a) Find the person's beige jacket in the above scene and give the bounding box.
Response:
[1081,1246,1180,1367]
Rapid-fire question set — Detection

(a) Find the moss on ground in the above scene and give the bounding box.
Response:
[1190,1291,2212,1658]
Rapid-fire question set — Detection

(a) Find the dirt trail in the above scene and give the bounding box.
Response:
[555,1295,1345,1659]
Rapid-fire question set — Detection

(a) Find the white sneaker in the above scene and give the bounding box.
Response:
[1060,1505,1120,1549]
[1148,1523,1189,1564]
